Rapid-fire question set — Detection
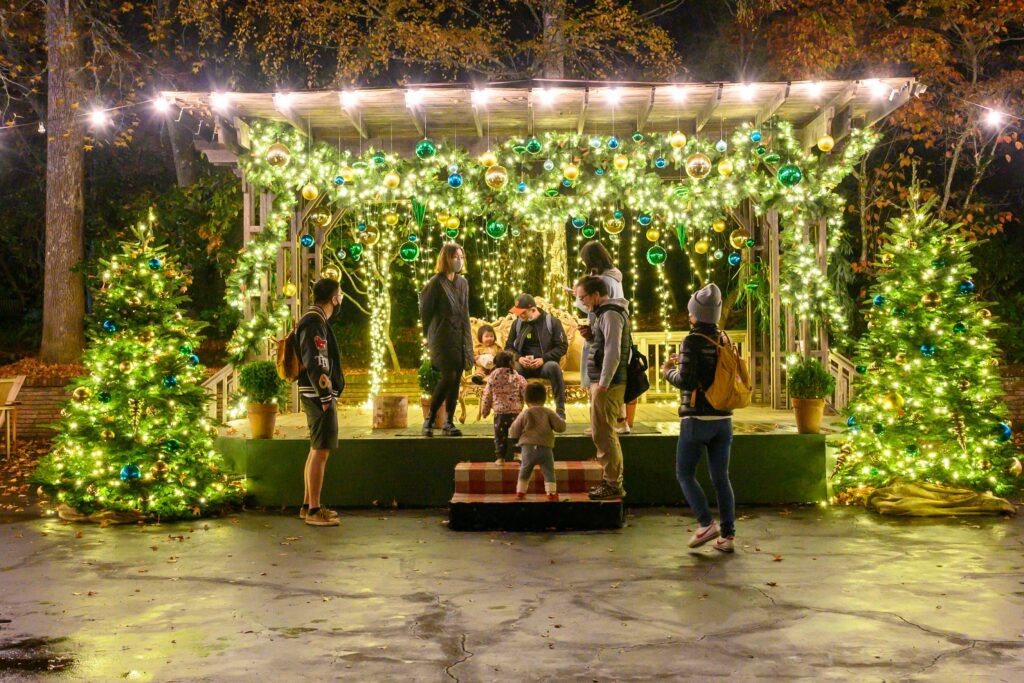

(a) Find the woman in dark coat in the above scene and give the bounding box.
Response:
[419,242,474,436]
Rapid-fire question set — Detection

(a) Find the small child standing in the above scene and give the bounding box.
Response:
[480,351,527,464]
[471,324,502,385]
[508,383,566,500]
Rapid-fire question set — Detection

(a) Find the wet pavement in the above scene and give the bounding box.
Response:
[1,506,1023,681]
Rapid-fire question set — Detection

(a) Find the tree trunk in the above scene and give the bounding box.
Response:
[40,0,86,363]
[540,1,569,303]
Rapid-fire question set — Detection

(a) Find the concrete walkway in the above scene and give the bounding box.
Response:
[1,506,1022,681]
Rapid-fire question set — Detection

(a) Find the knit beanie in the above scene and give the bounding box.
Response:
[687,283,722,324]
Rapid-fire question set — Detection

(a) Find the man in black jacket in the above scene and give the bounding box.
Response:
[297,278,345,527]
[505,293,569,419]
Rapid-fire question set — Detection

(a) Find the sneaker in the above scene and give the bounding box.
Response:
[304,508,340,527]
[688,521,720,548]
[546,493,559,501]
[713,536,735,553]
[614,423,632,435]
[515,491,526,499]
[588,481,625,500]
[299,506,339,520]
[442,423,463,437]
[422,420,434,438]
[471,375,484,385]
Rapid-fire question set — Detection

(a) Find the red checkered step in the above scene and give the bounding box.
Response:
[454,460,603,495]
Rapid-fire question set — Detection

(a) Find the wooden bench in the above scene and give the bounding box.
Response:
[0,375,25,458]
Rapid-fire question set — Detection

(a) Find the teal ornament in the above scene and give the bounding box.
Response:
[855,365,867,374]
[486,221,507,239]
[371,152,386,167]
[147,257,162,270]
[953,322,967,334]
[511,228,521,237]
[526,138,543,154]
[188,354,200,367]
[846,416,858,427]
[589,137,602,149]
[165,438,182,452]
[676,224,687,248]
[957,280,975,295]
[872,422,885,435]
[562,179,572,187]
[919,343,936,358]
[750,130,763,142]
[870,467,880,476]
[646,245,667,266]
[745,238,755,248]
[399,242,420,263]
[517,182,527,193]
[407,234,418,242]
[581,226,597,238]
[655,157,667,169]
[445,228,460,239]
[755,145,767,155]
[102,319,117,333]
[98,391,111,403]
[613,210,623,219]
[447,173,463,188]
[544,188,559,197]
[352,161,368,169]
[348,243,364,258]
[638,214,652,226]
[415,139,437,159]
[728,253,741,266]
[905,444,919,456]
[631,131,644,143]
[872,295,886,307]
[608,136,620,149]
[571,217,587,229]
[595,168,604,176]
[300,234,315,248]
[715,139,728,153]
[357,223,366,231]
[162,375,178,388]
[120,464,141,482]
[543,159,555,172]
[334,175,345,186]
[931,257,947,268]
[997,422,1012,442]
[778,164,803,187]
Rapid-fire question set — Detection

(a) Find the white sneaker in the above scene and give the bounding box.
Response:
[614,423,631,434]
[688,521,720,548]
[713,536,735,553]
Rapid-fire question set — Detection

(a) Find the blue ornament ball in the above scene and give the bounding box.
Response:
[613,210,623,219]
[638,214,652,226]
[120,464,141,482]
[873,295,886,307]
[655,157,667,169]
[919,343,936,358]
[715,139,728,153]
[997,422,1013,442]
[727,253,741,266]
[188,354,200,367]
[407,234,418,242]
[607,136,620,149]
[958,280,975,295]
[162,375,178,388]
[595,168,604,176]
[333,175,345,186]
[847,415,858,427]
[517,181,527,193]
[147,257,162,270]
[300,234,315,248]
[102,319,118,333]
[447,173,463,188]
[562,179,572,187]
[750,130,763,143]
[571,217,587,229]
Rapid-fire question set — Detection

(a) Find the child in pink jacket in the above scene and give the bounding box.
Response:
[481,351,527,464]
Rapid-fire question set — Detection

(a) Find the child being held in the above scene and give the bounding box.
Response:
[471,324,502,385]
[481,351,528,464]
[508,382,566,500]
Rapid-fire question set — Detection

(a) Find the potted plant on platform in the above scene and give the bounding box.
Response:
[418,358,445,428]
[786,357,836,434]
[239,360,288,439]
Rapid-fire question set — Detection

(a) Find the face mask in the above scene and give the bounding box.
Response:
[329,295,342,320]
[452,257,464,273]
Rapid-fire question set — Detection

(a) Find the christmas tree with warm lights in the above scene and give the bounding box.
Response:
[833,196,1019,497]
[35,215,241,520]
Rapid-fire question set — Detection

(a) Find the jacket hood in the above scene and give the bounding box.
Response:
[602,296,630,312]
[603,267,624,283]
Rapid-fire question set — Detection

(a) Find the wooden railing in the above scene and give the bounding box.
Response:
[632,329,747,403]
[201,364,239,422]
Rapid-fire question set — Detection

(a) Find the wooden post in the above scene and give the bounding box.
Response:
[817,217,830,367]
[767,209,784,409]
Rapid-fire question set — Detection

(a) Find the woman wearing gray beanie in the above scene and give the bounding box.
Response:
[661,283,737,552]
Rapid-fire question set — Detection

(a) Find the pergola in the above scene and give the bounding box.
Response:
[170,78,919,411]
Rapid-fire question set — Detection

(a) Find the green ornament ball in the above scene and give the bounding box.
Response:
[755,145,767,155]
[872,422,885,435]
[581,225,597,238]
[777,164,804,187]
[399,242,420,262]
[371,152,386,167]
[931,257,947,269]
[855,365,867,374]
[349,243,364,258]
[415,139,437,159]
[905,444,919,456]
[486,221,507,239]
[646,245,667,266]
[180,343,193,356]
[445,228,460,239]
[526,138,542,154]
[953,322,967,334]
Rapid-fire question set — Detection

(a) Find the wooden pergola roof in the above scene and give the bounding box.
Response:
[165,78,920,162]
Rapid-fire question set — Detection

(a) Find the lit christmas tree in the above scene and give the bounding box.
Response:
[35,214,241,519]
[834,196,1020,497]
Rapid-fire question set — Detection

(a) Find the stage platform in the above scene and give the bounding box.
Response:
[216,402,839,508]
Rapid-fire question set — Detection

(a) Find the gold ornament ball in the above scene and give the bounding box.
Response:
[712,219,727,233]
[894,352,906,364]
[119,361,133,373]
[384,212,400,226]
[1010,457,1023,477]
[645,228,661,243]
[957,379,971,391]
[339,166,355,183]
[605,218,625,235]
[694,238,710,255]
[943,235,957,247]
[322,267,341,281]
[978,308,992,319]
[139,330,154,344]
[613,154,629,171]
[282,282,298,297]
[685,153,712,180]
[921,291,942,308]
[485,165,509,190]
[479,150,498,168]
[817,135,835,152]
[880,253,894,265]
[437,212,450,224]
[881,391,904,412]
[72,387,91,402]
[101,429,116,440]
[301,183,319,201]
[669,130,687,149]
[361,228,381,246]
[152,460,169,476]
[311,212,331,228]
[446,216,461,230]
[563,163,580,181]
[718,159,734,177]
[383,171,401,189]
[265,142,291,168]
[729,228,751,250]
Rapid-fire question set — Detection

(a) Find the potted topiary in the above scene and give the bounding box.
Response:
[418,358,445,428]
[239,360,288,439]
[786,357,836,434]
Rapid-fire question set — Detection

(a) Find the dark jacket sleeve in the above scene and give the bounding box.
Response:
[419,277,437,333]
[504,320,520,359]
[665,334,702,391]
[543,316,569,363]
[461,279,474,370]
[299,319,333,404]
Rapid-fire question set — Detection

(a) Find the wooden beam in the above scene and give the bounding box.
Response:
[274,106,308,137]
[409,107,425,137]
[194,140,238,166]
[472,103,484,138]
[695,83,722,132]
[527,90,535,136]
[636,87,656,132]
[337,96,369,139]
[576,88,589,136]
[798,82,856,149]
[755,83,789,127]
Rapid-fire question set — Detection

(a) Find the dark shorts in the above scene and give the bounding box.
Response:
[301,396,339,450]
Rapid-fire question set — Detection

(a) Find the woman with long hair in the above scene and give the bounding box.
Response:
[418,242,474,437]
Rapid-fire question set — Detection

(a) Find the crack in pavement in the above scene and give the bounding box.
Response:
[444,633,473,682]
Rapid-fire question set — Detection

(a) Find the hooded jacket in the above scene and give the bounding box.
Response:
[586,296,631,388]
[574,267,625,320]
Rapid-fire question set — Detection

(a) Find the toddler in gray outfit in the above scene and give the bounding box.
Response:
[508,382,567,500]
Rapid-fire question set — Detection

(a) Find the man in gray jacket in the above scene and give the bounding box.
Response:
[574,275,630,500]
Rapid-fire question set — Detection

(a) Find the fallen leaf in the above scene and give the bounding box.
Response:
[772,555,783,562]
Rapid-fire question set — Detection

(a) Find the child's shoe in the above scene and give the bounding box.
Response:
[494,458,505,465]
[515,491,526,499]
[546,493,559,501]
[688,521,720,548]
[713,536,735,553]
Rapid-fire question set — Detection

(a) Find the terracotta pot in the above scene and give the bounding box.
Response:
[792,398,825,434]
[625,400,638,428]
[247,402,278,439]
[420,398,446,428]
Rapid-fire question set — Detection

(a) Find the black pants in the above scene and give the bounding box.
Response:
[493,412,518,458]
[428,368,461,426]
[516,360,566,416]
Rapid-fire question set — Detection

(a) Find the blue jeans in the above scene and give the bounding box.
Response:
[675,418,735,537]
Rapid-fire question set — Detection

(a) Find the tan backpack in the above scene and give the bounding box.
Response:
[689,332,752,411]
[276,328,304,382]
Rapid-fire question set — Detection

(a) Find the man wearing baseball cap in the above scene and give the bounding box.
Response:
[504,293,569,419]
